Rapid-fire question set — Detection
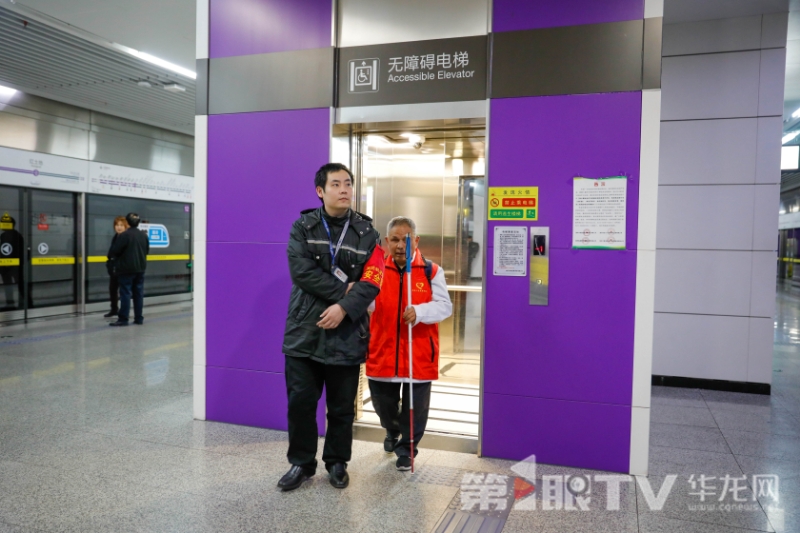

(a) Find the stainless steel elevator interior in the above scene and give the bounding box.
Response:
[336,119,486,438]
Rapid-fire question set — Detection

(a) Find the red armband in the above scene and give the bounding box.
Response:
[360,245,385,288]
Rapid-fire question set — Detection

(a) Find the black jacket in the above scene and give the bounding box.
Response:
[282,208,381,365]
[108,227,149,274]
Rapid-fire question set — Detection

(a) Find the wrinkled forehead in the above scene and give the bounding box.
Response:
[388,224,414,239]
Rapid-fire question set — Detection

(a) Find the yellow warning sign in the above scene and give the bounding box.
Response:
[0,258,20,267]
[0,212,13,230]
[488,187,539,221]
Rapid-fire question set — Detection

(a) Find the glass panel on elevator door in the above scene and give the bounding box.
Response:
[0,186,23,311]
[29,189,77,308]
[354,122,485,437]
[85,195,192,303]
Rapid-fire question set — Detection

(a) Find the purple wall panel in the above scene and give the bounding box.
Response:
[488,92,642,251]
[483,92,641,468]
[206,242,289,373]
[210,0,332,58]
[492,0,643,33]
[484,248,636,404]
[207,367,288,429]
[482,393,631,472]
[207,107,331,435]
[207,108,330,244]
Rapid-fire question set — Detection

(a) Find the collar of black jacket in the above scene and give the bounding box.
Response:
[321,208,350,226]
[300,207,374,234]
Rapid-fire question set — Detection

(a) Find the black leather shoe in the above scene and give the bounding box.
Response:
[133,320,144,325]
[277,465,313,491]
[384,433,399,454]
[109,321,129,327]
[328,463,349,489]
[103,310,118,318]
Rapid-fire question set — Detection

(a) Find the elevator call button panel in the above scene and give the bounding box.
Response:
[529,227,549,306]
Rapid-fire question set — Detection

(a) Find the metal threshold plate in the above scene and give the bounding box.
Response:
[353,423,478,455]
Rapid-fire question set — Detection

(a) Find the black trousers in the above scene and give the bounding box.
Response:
[368,379,432,458]
[1,267,25,308]
[285,355,360,472]
[117,273,144,323]
[109,274,119,312]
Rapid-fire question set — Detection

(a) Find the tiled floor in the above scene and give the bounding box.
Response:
[1,293,799,532]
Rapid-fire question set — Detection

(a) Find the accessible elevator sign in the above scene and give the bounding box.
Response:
[338,36,487,107]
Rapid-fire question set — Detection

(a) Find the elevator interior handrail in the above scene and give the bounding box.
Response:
[446,285,482,292]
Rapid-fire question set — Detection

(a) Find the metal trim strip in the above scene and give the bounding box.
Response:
[208,48,335,115]
[335,100,486,124]
[643,17,663,89]
[491,19,645,99]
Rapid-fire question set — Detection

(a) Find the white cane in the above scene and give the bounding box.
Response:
[406,233,415,473]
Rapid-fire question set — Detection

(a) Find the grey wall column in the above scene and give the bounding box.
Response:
[653,13,788,390]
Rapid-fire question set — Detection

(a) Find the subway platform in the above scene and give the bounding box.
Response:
[1,295,799,533]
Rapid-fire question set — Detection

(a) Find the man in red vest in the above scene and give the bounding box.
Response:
[366,216,452,470]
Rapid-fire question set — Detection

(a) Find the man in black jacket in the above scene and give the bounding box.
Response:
[278,163,384,492]
[107,212,149,326]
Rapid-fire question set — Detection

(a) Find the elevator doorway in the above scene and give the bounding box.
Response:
[346,121,486,438]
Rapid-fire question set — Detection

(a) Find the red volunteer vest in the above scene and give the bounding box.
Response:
[366,250,440,380]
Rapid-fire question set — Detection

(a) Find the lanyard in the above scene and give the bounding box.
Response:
[320,216,350,266]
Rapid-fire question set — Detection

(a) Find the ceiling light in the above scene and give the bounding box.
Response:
[164,83,186,93]
[366,135,391,146]
[783,131,800,144]
[127,50,196,79]
[137,81,152,88]
[367,154,450,161]
[399,133,412,138]
[452,158,464,176]
[407,134,425,147]
[0,84,18,97]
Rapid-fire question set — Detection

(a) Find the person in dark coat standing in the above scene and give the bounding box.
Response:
[277,163,385,492]
[0,215,24,310]
[104,216,129,318]
[107,213,149,326]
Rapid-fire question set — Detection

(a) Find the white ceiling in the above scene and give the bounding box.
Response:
[15,0,196,72]
[0,2,196,134]
[4,0,800,137]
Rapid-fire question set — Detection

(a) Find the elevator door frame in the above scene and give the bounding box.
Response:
[347,124,488,455]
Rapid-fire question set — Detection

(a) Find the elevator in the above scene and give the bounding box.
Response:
[339,119,486,439]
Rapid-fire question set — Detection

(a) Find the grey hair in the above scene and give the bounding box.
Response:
[387,216,416,236]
